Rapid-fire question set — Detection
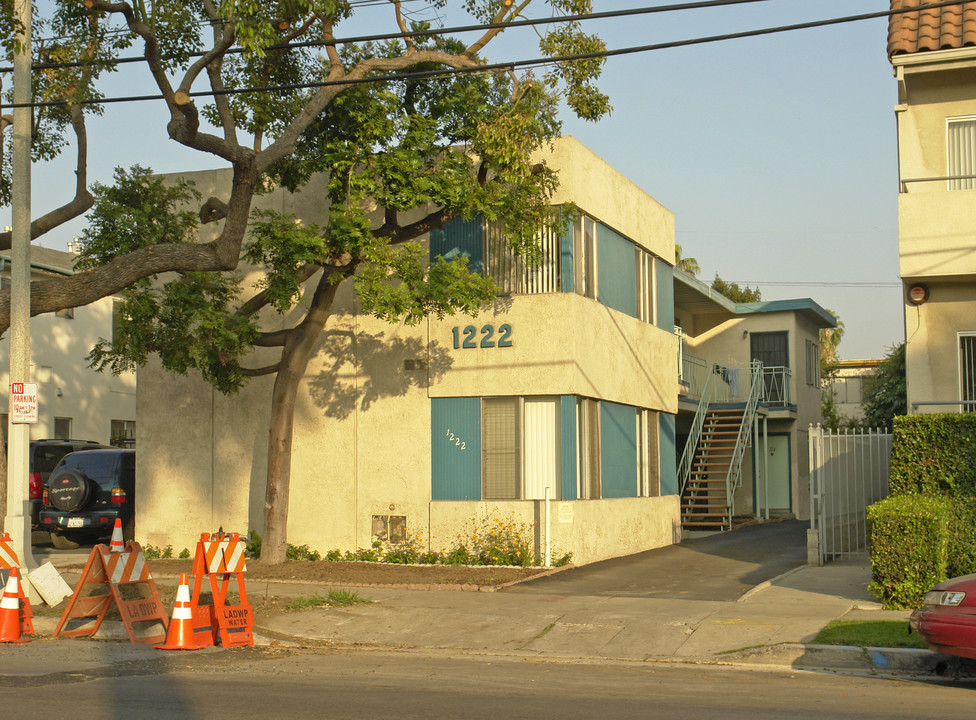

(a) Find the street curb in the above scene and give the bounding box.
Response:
[718,643,976,678]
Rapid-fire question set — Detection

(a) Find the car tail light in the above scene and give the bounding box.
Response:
[29,472,42,499]
[924,590,967,606]
[42,488,50,506]
[111,487,126,504]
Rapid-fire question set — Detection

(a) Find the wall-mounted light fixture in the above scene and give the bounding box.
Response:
[55,387,63,396]
[742,329,749,338]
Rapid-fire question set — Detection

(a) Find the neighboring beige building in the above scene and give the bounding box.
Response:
[889,1,976,413]
[673,271,836,527]
[0,246,136,445]
[137,137,682,565]
[824,358,883,422]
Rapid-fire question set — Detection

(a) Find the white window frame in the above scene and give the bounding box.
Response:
[637,409,660,497]
[482,396,561,500]
[959,332,976,412]
[577,215,598,300]
[636,249,656,325]
[947,116,976,190]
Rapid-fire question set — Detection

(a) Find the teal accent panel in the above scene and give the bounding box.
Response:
[655,258,674,332]
[560,396,578,500]
[560,224,575,293]
[659,413,678,496]
[429,216,484,274]
[599,401,638,498]
[597,224,637,317]
[431,398,481,500]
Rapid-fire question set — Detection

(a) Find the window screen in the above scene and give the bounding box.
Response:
[482,397,520,499]
[948,117,976,190]
[962,335,976,412]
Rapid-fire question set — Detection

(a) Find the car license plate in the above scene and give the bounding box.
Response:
[67,517,84,528]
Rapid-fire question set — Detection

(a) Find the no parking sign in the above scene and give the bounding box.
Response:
[10,382,37,423]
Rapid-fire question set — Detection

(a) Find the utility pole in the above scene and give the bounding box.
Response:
[4,0,38,600]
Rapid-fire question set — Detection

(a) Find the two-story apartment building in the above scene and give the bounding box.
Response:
[889,1,976,413]
[136,137,682,565]
[0,246,136,445]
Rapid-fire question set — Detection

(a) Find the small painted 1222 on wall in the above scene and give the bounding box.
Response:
[451,323,513,349]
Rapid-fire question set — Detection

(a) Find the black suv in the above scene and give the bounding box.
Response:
[28,439,108,531]
[39,448,136,548]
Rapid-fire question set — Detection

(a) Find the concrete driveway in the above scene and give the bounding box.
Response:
[506,519,808,601]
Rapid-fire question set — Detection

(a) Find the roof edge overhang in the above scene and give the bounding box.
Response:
[734,299,838,329]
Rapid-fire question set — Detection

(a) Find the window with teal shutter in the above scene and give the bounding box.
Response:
[431,398,481,500]
[599,401,638,498]
[429,216,485,274]
[597,224,637,318]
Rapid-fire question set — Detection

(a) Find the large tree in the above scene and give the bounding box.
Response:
[1,1,609,561]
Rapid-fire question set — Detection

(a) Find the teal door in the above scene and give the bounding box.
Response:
[755,434,791,513]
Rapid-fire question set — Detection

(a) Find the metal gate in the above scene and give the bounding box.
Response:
[808,425,892,566]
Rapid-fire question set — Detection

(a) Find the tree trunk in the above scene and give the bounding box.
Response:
[260,272,344,563]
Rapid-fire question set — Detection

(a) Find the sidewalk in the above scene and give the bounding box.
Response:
[256,559,959,676]
[22,557,976,679]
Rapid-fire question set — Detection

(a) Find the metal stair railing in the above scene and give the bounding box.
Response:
[677,371,714,498]
[723,360,764,529]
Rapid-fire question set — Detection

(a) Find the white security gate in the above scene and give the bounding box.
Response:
[809,425,892,566]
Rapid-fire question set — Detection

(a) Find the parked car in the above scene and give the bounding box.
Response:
[38,447,135,550]
[909,574,976,660]
[28,439,108,531]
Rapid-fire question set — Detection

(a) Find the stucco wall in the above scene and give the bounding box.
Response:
[428,495,680,566]
[903,281,976,411]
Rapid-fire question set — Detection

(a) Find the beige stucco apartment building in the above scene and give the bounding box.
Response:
[135,136,836,563]
[137,138,682,565]
[889,1,976,412]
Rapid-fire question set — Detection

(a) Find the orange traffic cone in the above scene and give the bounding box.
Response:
[155,573,205,651]
[109,518,124,552]
[0,568,31,644]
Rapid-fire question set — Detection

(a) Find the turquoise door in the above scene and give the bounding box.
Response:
[755,434,791,512]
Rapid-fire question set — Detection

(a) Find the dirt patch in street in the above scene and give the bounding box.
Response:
[146,559,558,588]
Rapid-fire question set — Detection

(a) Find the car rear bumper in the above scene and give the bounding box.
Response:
[38,508,124,536]
[910,608,976,659]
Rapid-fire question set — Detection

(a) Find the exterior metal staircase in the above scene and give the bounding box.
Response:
[680,408,745,529]
[678,361,764,531]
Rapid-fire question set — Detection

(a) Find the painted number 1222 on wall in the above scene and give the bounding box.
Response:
[451,323,512,349]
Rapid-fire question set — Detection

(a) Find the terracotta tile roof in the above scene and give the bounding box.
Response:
[888,0,976,57]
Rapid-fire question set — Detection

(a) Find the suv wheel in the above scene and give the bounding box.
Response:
[47,468,92,512]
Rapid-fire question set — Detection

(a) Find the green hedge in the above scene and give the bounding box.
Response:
[867,495,951,609]
[889,414,976,496]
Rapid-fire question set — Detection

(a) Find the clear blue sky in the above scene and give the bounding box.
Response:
[23,0,902,360]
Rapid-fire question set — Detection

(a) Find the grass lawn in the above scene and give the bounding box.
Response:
[813,619,928,649]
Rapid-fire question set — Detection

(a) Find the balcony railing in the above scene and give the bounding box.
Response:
[676,334,793,407]
[899,174,976,193]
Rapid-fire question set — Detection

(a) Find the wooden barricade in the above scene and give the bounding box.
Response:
[188,532,253,648]
[0,533,34,636]
[53,541,168,644]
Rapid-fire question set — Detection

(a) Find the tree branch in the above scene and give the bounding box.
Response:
[0,105,94,252]
[463,0,524,59]
[241,363,281,377]
[257,50,482,173]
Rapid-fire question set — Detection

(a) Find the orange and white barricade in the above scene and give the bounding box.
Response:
[188,532,253,648]
[53,541,168,644]
[0,533,34,639]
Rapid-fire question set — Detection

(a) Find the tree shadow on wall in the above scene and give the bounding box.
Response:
[306,326,453,420]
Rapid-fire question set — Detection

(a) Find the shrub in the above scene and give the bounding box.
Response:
[286,543,322,561]
[889,414,976,496]
[868,494,951,609]
[946,496,976,578]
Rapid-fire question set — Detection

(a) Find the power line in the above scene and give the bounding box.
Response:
[5,1,784,74]
[1,0,960,110]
